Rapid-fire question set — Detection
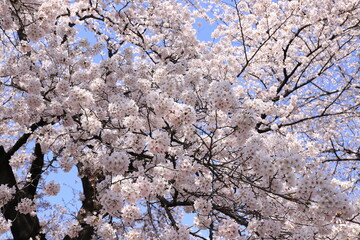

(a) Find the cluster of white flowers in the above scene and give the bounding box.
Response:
[84,215,100,227]
[178,156,197,175]
[123,116,145,131]
[66,220,82,238]
[0,216,11,235]
[135,177,151,198]
[19,76,42,95]
[124,228,143,240]
[119,181,140,204]
[96,222,116,239]
[66,86,95,112]
[81,114,102,135]
[0,2,13,29]
[160,225,190,240]
[16,198,37,216]
[146,130,170,154]
[180,90,198,106]
[250,219,282,238]
[26,94,45,112]
[108,97,138,120]
[99,189,123,217]
[151,176,170,197]
[207,81,236,110]
[146,90,173,116]
[26,24,45,42]
[121,205,141,223]
[55,80,70,95]
[194,172,212,194]
[232,110,257,132]
[122,132,145,152]
[193,198,212,215]
[43,180,60,196]
[166,103,196,129]
[217,219,240,239]
[102,151,130,175]
[194,214,212,230]
[0,184,15,207]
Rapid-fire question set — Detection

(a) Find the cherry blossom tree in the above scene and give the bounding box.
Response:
[0,0,359,239]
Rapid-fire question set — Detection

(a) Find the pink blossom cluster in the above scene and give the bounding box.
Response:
[0,185,15,207]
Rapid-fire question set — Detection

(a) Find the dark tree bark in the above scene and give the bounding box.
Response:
[0,142,46,240]
[63,164,104,240]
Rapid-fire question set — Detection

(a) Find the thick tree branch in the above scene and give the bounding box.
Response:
[64,164,104,240]
[7,119,47,158]
[0,144,46,240]
[23,143,44,198]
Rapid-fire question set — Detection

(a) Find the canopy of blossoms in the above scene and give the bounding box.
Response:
[0,0,359,239]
